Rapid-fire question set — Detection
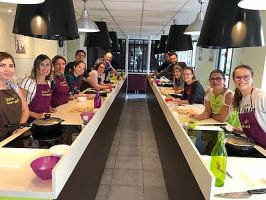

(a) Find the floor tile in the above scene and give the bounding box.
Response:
[144,186,169,200]
[142,146,159,157]
[143,169,166,187]
[118,144,142,156]
[121,130,141,138]
[119,137,141,146]
[141,130,155,139]
[101,168,113,185]
[143,156,162,170]
[105,155,116,169]
[108,185,144,200]
[111,168,143,186]
[142,137,157,147]
[95,184,110,200]
[109,144,119,156]
[115,155,142,170]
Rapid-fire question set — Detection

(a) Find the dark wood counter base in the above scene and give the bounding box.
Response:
[146,82,204,200]
[56,80,127,200]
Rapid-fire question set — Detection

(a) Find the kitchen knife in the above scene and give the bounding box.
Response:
[214,188,266,198]
[197,123,227,126]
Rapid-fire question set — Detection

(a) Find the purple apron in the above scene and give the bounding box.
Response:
[238,89,266,148]
[51,75,69,108]
[29,84,52,114]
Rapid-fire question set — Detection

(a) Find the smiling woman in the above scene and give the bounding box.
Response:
[19,54,55,122]
[233,64,266,147]
[0,52,29,141]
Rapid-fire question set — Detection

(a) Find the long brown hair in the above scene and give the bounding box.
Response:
[232,64,254,109]
[30,54,52,80]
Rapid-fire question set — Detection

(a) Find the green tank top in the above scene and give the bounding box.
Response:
[209,89,241,128]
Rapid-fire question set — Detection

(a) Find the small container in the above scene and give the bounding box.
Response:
[94,92,101,108]
[30,156,60,180]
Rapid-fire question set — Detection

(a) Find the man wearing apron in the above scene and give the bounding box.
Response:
[233,65,266,148]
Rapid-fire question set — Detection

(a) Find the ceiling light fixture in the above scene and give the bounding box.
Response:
[198,0,264,48]
[238,0,266,10]
[109,31,120,52]
[0,0,44,4]
[158,34,168,53]
[184,0,205,36]
[77,0,99,32]
[166,20,193,51]
[13,0,79,41]
[84,21,111,49]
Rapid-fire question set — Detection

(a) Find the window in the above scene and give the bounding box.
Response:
[216,48,234,88]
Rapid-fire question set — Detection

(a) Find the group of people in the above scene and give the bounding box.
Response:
[154,52,266,148]
[0,50,121,141]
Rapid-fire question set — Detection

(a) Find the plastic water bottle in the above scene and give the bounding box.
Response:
[210,131,227,187]
[94,92,101,109]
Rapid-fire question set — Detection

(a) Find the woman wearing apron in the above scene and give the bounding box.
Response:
[175,66,205,105]
[192,70,241,128]
[0,52,29,141]
[20,54,55,122]
[65,60,94,100]
[87,61,112,91]
[233,65,266,148]
[51,55,70,108]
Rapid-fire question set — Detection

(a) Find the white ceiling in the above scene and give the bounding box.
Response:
[0,0,209,40]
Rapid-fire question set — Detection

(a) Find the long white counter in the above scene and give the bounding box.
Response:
[0,77,127,199]
[147,79,266,200]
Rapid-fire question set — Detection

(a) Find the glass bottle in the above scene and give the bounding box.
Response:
[210,131,227,187]
[94,92,101,109]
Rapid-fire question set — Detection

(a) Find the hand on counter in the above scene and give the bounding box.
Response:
[49,106,57,113]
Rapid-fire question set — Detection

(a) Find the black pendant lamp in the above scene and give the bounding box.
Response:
[166,24,193,51]
[197,0,264,48]
[153,40,160,54]
[117,39,124,54]
[158,35,168,53]
[109,31,120,52]
[13,0,79,41]
[84,21,111,49]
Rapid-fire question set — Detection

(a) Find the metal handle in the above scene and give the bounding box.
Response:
[248,188,266,194]
[44,113,51,120]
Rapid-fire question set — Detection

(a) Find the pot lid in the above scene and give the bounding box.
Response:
[33,114,62,126]
[226,135,254,147]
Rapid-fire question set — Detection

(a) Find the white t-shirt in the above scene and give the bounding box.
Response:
[239,88,266,133]
[88,70,105,84]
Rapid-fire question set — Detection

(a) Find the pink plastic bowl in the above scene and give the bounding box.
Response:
[30,156,60,180]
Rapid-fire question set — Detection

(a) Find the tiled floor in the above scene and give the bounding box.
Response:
[95,93,169,200]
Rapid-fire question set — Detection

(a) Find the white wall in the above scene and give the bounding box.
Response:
[194,48,218,89]
[66,33,87,64]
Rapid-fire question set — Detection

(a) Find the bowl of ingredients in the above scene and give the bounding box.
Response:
[49,144,70,157]
[30,156,60,180]
[188,119,199,129]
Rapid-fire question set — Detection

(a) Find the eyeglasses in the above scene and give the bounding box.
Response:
[77,53,86,57]
[209,77,223,81]
[182,73,192,76]
[234,75,251,81]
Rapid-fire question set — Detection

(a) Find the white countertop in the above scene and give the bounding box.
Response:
[0,78,126,199]
[150,80,266,200]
